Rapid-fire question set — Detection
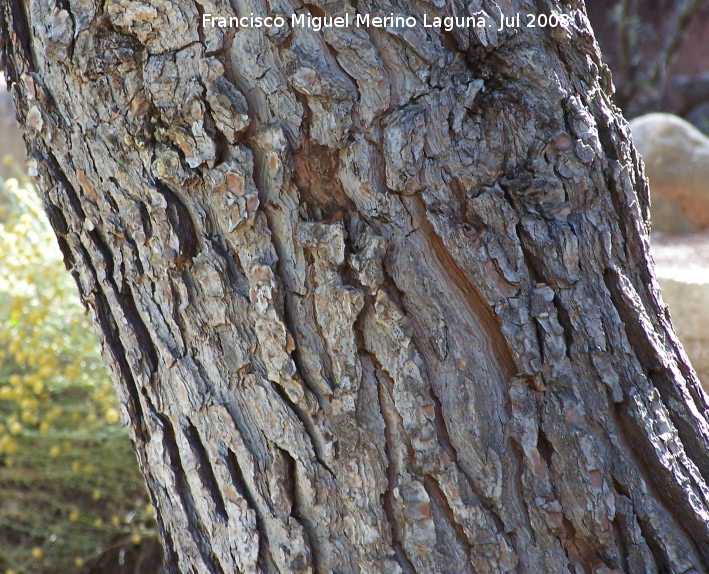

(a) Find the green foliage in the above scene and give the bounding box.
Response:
[0,172,161,573]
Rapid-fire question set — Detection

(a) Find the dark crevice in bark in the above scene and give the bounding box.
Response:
[0,7,17,85]
[45,151,87,221]
[44,200,70,235]
[559,516,584,573]
[225,450,261,506]
[596,123,619,163]
[55,234,76,272]
[379,250,407,310]
[552,295,574,359]
[422,474,473,572]
[376,380,417,574]
[44,201,76,272]
[610,500,631,573]
[191,0,207,46]
[205,237,250,298]
[220,399,271,486]
[7,0,34,75]
[533,317,545,365]
[156,182,201,265]
[167,276,189,357]
[79,243,148,445]
[426,388,458,462]
[611,474,630,498]
[159,526,179,574]
[86,227,116,280]
[184,422,228,522]
[270,382,335,476]
[138,200,153,239]
[283,293,334,400]
[118,281,160,371]
[279,445,297,508]
[291,90,313,141]
[318,38,361,110]
[224,449,277,573]
[635,512,672,573]
[278,446,320,573]
[427,385,508,538]
[160,415,227,574]
[199,90,231,165]
[212,122,231,166]
[506,438,534,541]
[104,182,121,213]
[536,428,554,468]
[93,295,147,445]
[283,241,336,394]
[514,222,545,285]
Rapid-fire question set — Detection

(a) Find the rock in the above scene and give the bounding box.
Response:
[651,233,709,392]
[0,78,27,179]
[630,113,709,233]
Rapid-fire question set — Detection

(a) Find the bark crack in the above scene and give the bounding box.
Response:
[88,267,148,443]
[376,375,417,574]
[422,475,474,572]
[160,415,228,574]
[271,382,335,476]
[635,511,672,573]
[185,422,229,522]
[224,450,278,573]
[278,446,322,573]
[552,295,574,359]
[427,386,508,537]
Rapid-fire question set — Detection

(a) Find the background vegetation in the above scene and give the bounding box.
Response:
[0,167,162,573]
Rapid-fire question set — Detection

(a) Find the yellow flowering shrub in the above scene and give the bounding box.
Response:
[0,173,161,573]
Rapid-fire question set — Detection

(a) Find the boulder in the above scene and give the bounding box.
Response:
[630,113,709,233]
[0,79,27,180]
[651,233,709,392]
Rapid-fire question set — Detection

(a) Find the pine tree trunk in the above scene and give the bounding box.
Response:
[4,0,709,571]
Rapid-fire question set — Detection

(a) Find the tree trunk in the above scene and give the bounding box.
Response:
[4,0,709,571]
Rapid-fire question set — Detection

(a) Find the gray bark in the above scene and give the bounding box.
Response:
[3,0,709,571]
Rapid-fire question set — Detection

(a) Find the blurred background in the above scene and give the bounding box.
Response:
[0,1,708,572]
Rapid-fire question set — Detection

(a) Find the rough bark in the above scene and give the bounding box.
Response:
[3,0,709,572]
